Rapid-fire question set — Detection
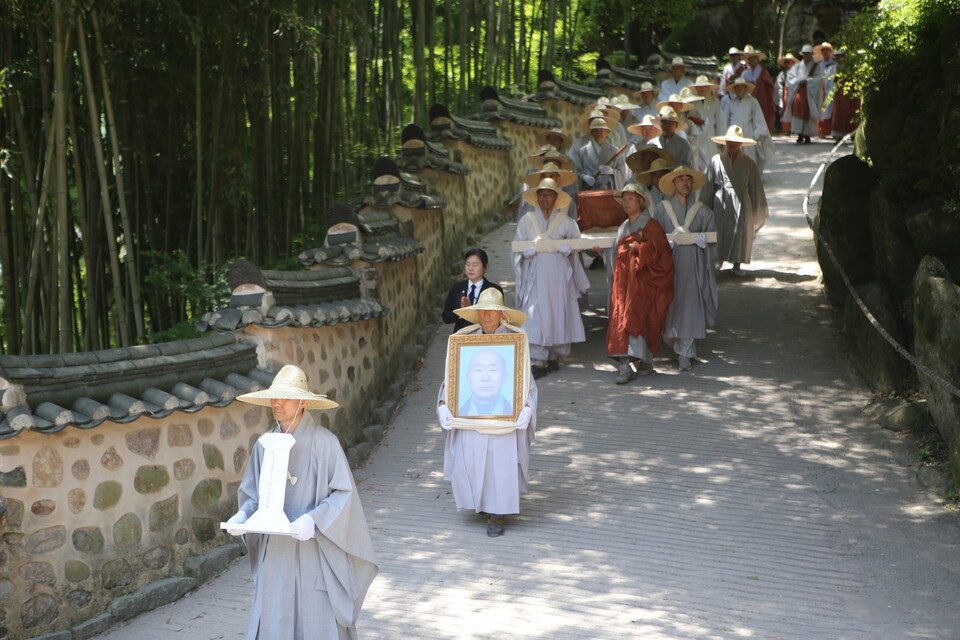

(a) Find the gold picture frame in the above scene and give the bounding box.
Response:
[446,332,525,421]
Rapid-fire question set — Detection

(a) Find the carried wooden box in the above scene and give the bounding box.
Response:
[576,190,626,231]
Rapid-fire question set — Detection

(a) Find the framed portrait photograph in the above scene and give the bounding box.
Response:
[446,332,525,421]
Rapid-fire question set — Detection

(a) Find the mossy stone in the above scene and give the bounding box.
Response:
[26,526,66,554]
[142,547,172,570]
[190,479,223,508]
[101,558,134,589]
[192,517,216,543]
[173,458,196,481]
[72,527,104,553]
[65,560,91,582]
[202,444,224,471]
[93,481,123,510]
[149,495,179,531]
[135,465,170,493]
[113,513,142,547]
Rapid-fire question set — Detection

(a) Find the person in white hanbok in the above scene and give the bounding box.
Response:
[437,289,538,538]
[723,77,773,173]
[774,53,798,133]
[702,126,769,276]
[719,47,745,98]
[786,44,823,144]
[227,365,378,640]
[814,42,838,137]
[658,57,693,102]
[632,81,660,128]
[513,178,590,377]
[651,166,718,372]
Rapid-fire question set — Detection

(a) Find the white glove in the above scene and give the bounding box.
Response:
[515,407,533,430]
[290,514,316,541]
[558,244,572,256]
[598,164,615,176]
[226,510,247,536]
[522,246,536,259]
[581,174,596,187]
[437,404,454,430]
[694,233,707,249]
[668,240,676,250]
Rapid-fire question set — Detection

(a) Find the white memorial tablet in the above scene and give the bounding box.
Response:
[220,432,297,536]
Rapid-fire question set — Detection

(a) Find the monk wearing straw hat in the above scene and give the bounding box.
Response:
[702,125,769,276]
[651,166,718,371]
[226,364,378,639]
[436,288,537,537]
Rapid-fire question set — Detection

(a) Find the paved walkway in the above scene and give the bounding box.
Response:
[95,141,960,640]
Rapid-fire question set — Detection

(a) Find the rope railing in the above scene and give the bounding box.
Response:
[802,135,960,400]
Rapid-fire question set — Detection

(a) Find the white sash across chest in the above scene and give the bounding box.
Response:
[662,201,717,245]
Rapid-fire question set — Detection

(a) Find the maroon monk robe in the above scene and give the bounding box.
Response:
[830,77,861,135]
[606,219,675,358]
[752,66,776,133]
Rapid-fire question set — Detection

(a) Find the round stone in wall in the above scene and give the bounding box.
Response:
[72,459,90,480]
[72,527,105,553]
[149,495,179,532]
[101,558,134,589]
[173,458,196,481]
[0,579,14,601]
[63,437,80,448]
[190,479,223,508]
[93,481,122,510]
[100,446,123,470]
[243,407,262,429]
[18,561,55,585]
[90,434,104,445]
[174,527,190,545]
[30,500,55,516]
[192,517,216,543]
[65,560,91,582]
[26,526,66,554]
[21,593,58,630]
[233,446,248,473]
[202,444,224,471]
[113,513,143,547]
[0,499,23,527]
[167,423,193,447]
[142,546,172,570]
[68,488,86,514]
[198,418,215,437]
[32,447,63,487]
[67,589,92,611]
[134,465,170,493]
[220,416,240,440]
[125,428,160,460]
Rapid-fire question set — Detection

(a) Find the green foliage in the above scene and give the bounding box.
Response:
[142,250,230,325]
[837,0,960,97]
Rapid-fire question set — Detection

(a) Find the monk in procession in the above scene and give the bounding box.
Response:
[703,125,769,276]
[436,289,537,538]
[651,166,718,372]
[605,183,675,384]
[226,365,378,639]
[513,177,590,378]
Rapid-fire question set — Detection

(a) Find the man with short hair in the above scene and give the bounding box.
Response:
[658,57,693,102]
[786,44,824,144]
[651,166,718,371]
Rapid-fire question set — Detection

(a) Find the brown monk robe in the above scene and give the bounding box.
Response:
[605,185,675,374]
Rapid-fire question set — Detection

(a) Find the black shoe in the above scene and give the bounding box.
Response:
[804,136,813,145]
[588,256,604,270]
[531,365,548,379]
[796,135,804,144]
[546,360,559,372]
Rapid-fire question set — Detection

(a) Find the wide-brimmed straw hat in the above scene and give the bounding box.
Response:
[613,182,652,209]
[454,287,527,326]
[610,94,640,110]
[813,42,834,60]
[633,81,657,100]
[729,77,755,93]
[626,113,662,135]
[626,146,676,174]
[535,128,572,152]
[710,125,757,146]
[658,165,708,196]
[670,56,688,67]
[522,176,572,209]
[578,109,618,133]
[800,44,814,54]
[635,158,676,185]
[741,44,766,61]
[727,46,743,56]
[237,364,339,409]
[523,161,577,188]
[657,106,688,131]
[778,52,798,66]
[656,94,694,112]
[528,147,575,171]
[690,75,716,88]
[678,87,704,103]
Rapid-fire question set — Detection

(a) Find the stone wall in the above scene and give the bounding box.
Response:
[0,403,259,638]
[539,98,588,144]
[438,140,513,224]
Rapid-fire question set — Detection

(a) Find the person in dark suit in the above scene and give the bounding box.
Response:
[441,248,504,332]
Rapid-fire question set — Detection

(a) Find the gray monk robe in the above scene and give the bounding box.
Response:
[651,197,719,346]
[513,209,589,362]
[238,414,378,640]
[439,324,539,515]
[703,150,768,264]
